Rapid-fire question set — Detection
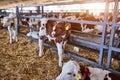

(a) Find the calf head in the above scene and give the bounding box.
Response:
[8,13,16,19]
[46,20,57,37]
[19,17,29,26]
[40,18,48,29]
[3,17,11,27]
[3,16,16,31]
[56,60,80,80]
[51,22,71,43]
[52,22,66,37]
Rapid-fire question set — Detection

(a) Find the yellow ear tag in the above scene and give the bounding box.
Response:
[75,73,81,80]
[66,26,69,30]
[53,26,56,30]
[1,21,3,23]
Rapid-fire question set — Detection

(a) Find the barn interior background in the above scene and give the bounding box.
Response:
[0,0,74,8]
[0,0,120,80]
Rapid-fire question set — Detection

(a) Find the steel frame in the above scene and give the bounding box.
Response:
[15,0,120,75]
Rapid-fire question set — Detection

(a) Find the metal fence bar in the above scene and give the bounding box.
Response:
[20,15,114,25]
[70,36,108,49]
[98,0,110,66]
[112,47,120,52]
[43,0,113,6]
[19,32,120,75]
[15,0,120,75]
[41,5,44,17]
[19,32,100,67]
[16,6,20,34]
[21,16,42,19]
[106,0,119,68]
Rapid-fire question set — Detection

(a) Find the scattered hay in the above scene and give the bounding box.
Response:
[19,26,30,34]
[0,29,119,80]
[0,29,80,80]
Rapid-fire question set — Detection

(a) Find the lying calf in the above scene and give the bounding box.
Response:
[56,60,120,80]
[56,60,80,80]
[79,65,120,80]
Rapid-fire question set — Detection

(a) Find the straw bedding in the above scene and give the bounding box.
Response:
[0,29,119,80]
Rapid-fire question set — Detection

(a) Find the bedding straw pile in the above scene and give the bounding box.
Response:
[0,29,119,80]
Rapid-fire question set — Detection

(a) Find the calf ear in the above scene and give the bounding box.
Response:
[79,64,85,75]
[65,22,71,30]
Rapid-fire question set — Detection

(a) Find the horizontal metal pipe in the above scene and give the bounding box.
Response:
[71,36,108,49]
[19,31,120,75]
[112,47,120,52]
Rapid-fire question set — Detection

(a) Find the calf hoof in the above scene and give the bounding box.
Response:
[10,41,12,44]
[59,62,62,67]
[15,38,18,42]
[39,52,43,57]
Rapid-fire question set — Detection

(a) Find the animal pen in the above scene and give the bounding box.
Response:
[1,0,120,75]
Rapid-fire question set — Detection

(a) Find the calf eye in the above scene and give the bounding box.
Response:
[59,27,63,30]
[67,73,72,75]
[43,24,45,26]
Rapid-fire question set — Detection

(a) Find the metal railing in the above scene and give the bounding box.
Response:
[15,0,120,75]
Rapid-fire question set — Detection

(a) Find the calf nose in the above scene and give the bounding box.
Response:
[43,24,46,27]
[41,27,45,30]
[51,31,56,37]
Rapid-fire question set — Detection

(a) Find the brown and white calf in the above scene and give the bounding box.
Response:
[56,60,120,80]
[39,18,71,67]
[28,15,42,32]
[26,15,41,39]
[2,13,18,44]
[79,65,120,80]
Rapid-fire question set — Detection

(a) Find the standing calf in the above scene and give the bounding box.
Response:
[39,18,71,67]
[3,13,18,44]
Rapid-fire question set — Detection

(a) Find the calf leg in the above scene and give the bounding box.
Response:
[15,31,18,42]
[15,35,18,42]
[56,42,63,67]
[13,30,18,42]
[63,41,67,49]
[39,38,44,57]
[8,26,12,44]
[29,22,33,32]
[9,32,12,44]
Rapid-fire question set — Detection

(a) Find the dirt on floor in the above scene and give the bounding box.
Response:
[0,29,119,80]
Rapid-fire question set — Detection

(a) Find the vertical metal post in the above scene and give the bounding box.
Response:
[106,0,119,68]
[36,6,40,14]
[98,0,109,66]
[21,4,23,12]
[16,6,20,34]
[41,5,44,17]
